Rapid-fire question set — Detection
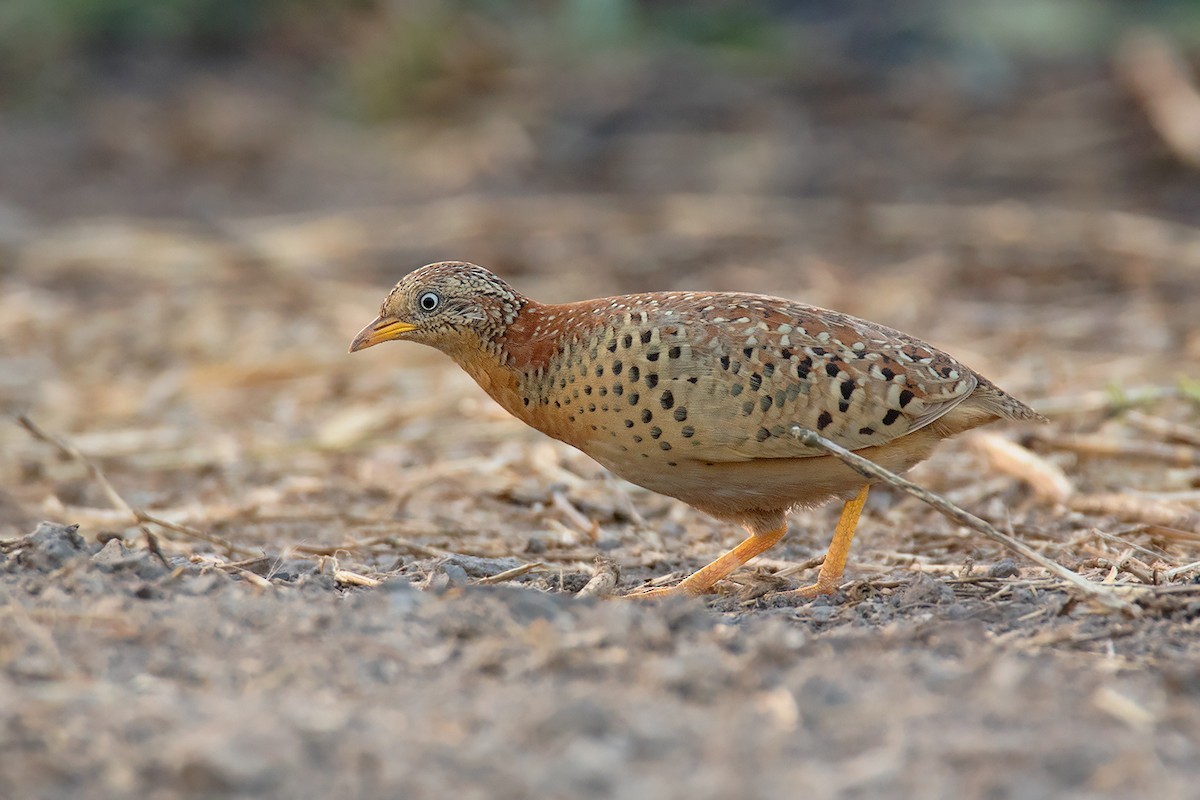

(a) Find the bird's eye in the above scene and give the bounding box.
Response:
[418,291,441,312]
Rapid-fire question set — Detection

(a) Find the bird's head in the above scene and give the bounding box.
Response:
[349,261,525,359]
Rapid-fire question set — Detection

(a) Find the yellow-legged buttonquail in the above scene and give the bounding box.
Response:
[351,262,1042,598]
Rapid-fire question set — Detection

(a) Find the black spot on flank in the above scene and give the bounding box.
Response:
[781,348,793,360]
[730,384,743,396]
[817,411,833,430]
[795,362,811,379]
[595,365,604,377]
[628,393,640,406]
[760,395,773,412]
[811,347,827,356]
[720,355,731,370]
[681,426,694,437]
[646,374,659,389]
[742,400,755,415]
[840,380,855,400]
[629,365,640,382]
[673,407,687,422]
[763,363,775,377]
[686,376,698,384]
[584,385,592,395]
[612,360,623,375]
[591,425,597,431]
[647,350,660,362]
[743,347,754,359]
[633,435,643,443]
[669,346,681,359]
[598,387,608,397]
[883,408,901,425]
[623,334,633,349]
[649,426,662,439]
[613,384,623,396]
[749,374,762,391]
[641,330,653,344]
[899,389,914,407]
[940,365,954,377]
[568,415,576,422]
[825,363,840,378]
[667,461,677,466]
[660,441,672,451]
[660,390,674,409]
[859,426,875,436]
[839,401,850,413]
[523,397,530,406]
[641,409,653,423]
[606,339,617,353]
[554,401,561,408]
[588,403,596,412]
[624,419,634,428]
[756,427,771,442]
[881,367,895,380]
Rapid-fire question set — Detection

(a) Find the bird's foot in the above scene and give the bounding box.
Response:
[789,578,841,599]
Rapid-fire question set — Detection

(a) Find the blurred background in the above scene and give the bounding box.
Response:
[3,3,1200,796]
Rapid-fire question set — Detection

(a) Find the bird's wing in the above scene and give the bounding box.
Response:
[639,295,981,462]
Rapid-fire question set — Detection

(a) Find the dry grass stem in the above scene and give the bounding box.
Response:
[333,569,382,588]
[789,426,1138,614]
[15,414,257,557]
[576,558,620,598]
[969,432,1075,503]
[473,563,545,585]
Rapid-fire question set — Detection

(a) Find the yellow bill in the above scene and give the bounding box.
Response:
[348,317,417,352]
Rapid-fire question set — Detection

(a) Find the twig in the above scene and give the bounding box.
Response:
[473,562,544,585]
[14,414,256,557]
[576,557,620,598]
[333,569,381,588]
[969,432,1074,503]
[788,426,1137,614]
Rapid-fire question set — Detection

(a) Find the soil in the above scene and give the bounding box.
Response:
[2,30,1200,800]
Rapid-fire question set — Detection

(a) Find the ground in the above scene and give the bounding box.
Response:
[2,27,1200,799]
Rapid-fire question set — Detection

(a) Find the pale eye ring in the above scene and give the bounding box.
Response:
[418,291,441,312]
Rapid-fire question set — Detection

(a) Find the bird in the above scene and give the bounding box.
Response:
[350,261,1043,599]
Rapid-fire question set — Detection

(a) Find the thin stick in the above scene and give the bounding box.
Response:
[788,426,1137,614]
[577,557,620,598]
[473,562,544,585]
[15,414,256,557]
[969,432,1074,503]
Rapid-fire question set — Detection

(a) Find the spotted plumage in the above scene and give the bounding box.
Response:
[351,261,1043,598]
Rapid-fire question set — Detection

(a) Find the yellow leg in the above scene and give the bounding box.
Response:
[794,484,870,598]
[625,524,787,599]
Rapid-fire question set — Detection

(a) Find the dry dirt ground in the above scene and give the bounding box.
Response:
[2,49,1200,798]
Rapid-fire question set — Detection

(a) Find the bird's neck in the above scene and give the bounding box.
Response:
[450,299,564,426]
